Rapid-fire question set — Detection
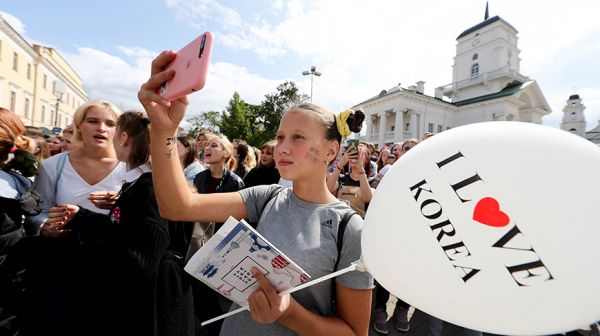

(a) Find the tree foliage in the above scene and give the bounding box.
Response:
[183,81,308,147]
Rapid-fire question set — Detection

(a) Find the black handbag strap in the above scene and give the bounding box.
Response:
[331,209,358,314]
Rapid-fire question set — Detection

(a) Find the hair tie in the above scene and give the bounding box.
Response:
[141,118,151,127]
[9,145,17,154]
[335,109,352,139]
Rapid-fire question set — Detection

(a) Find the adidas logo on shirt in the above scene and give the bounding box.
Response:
[321,218,333,229]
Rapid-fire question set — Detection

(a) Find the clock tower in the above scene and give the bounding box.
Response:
[442,6,529,102]
[560,94,586,137]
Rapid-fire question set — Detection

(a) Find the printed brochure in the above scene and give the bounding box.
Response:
[184,216,311,307]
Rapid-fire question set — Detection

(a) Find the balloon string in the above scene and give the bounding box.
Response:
[201,259,364,326]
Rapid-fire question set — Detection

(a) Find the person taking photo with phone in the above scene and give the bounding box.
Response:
[138,50,373,336]
[326,144,374,219]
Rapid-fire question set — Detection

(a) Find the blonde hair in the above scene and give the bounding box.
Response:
[72,100,120,144]
[208,135,237,171]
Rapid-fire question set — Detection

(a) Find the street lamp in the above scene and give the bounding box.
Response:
[302,65,321,103]
[53,81,67,128]
[54,92,63,127]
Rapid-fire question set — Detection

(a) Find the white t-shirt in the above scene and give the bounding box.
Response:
[26,153,126,232]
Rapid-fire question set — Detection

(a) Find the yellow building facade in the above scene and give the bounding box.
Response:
[0,14,87,132]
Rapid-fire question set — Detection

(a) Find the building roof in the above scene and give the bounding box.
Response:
[354,84,451,108]
[457,15,518,39]
[453,81,527,106]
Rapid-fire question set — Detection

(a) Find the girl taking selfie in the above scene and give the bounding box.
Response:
[138,51,374,336]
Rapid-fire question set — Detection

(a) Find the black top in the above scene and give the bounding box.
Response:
[66,172,193,336]
[243,165,280,188]
[194,169,244,194]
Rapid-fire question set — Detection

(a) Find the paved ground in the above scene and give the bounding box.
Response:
[368,296,600,336]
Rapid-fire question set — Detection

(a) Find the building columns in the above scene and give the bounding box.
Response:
[378,113,386,149]
[366,115,373,142]
[394,109,405,143]
[409,111,418,139]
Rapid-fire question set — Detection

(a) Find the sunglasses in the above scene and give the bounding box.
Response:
[402,146,413,152]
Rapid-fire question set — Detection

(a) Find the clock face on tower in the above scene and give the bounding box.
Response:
[472,39,480,47]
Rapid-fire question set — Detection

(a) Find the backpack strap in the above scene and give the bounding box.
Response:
[334,210,357,272]
[331,209,358,314]
[260,185,285,215]
[247,185,286,229]
[54,152,69,195]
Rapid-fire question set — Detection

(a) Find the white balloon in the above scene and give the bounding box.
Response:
[362,122,600,335]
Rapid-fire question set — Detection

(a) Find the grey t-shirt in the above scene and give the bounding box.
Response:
[220,185,374,336]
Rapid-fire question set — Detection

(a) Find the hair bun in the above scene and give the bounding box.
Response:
[346,109,365,133]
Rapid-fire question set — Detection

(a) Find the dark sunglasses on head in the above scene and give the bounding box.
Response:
[403,146,413,152]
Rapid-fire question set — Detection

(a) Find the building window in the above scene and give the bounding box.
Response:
[43,75,47,89]
[13,52,18,71]
[569,128,577,133]
[428,123,434,132]
[27,63,32,79]
[471,63,479,77]
[41,106,46,123]
[472,53,478,60]
[437,125,442,133]
[10,91,17,112]
[24,97,30,119]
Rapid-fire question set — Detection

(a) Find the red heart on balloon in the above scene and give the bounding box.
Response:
[473,197,510,227]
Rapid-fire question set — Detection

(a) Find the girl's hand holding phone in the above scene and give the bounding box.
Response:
[139,51,189,134]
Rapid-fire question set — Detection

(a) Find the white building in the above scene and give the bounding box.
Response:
[560,94,600,144]
[354,12,551,148]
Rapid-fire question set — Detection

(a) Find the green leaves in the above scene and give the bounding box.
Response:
[184,81,309,147]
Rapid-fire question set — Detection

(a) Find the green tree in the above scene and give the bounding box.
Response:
[253,81,309,146]
[218,92,259,142]
[184,111,220,138]
[182,82,308,147]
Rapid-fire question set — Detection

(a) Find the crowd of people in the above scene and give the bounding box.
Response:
[0,50,472,336]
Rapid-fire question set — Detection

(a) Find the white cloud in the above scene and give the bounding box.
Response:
[164,0,600,129]
[63,46,286,126]
[0,11,26,34]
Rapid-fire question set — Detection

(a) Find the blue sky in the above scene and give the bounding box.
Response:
[2,0,600,130]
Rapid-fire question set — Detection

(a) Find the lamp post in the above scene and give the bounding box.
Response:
[53,81,67,128]
[302,65,321,103]
[54,92,63,127]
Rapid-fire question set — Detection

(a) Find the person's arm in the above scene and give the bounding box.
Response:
[327,148,354,195]
[356,150,374,203]
[24,159,55,235]
[249,271,372,336]
[138,51,247,223]
[326,166,341,195]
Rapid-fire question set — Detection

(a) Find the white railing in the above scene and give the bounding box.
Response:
[439,65,525,93]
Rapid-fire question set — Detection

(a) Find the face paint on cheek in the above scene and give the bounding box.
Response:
[305,146,321,164]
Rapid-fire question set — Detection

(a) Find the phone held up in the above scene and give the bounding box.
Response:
[159,31,214,101]
[346,139,359,152]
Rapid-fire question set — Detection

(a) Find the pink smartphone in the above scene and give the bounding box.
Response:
[160,32,213,101]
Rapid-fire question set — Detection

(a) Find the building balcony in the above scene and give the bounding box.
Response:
[437,65,529,96]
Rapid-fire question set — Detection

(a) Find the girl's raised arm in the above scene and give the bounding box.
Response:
[139,51,246,222]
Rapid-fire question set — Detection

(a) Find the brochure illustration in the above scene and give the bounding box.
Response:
[184,216,311,307]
